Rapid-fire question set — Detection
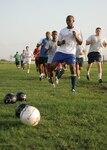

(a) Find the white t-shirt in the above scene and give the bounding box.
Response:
[86,35,107,54]
[57,27,83,55]
[45,40,58,63]
[25,50,33,59]
[24,50,33,64]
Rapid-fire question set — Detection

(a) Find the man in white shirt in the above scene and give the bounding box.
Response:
[49,15,83,92]
[86,27,107,83]
[24,46,33,73]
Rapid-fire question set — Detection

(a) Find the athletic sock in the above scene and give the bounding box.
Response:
[27,69,30,73]
[71,75,76,90]
[98,73,102,79]
[87,71,90,75]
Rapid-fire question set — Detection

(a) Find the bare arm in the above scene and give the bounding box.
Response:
[73,31,83,45]
[36,43,42,48]
[86,40,91,45]
[103,41,107,47]
[45,46,51,52]
[57,40,66,46]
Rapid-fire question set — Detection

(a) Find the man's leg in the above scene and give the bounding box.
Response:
[27,63,30,73]
[76,64,80,79]
[39,64,44,80]
[70,64,76,92]
[96,61,102,83]
[49,62,58,86]
[86,63,92,80]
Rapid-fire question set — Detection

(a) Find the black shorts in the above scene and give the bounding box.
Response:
[76,57,84,67]
[38,57,48,64]
[87,52,101,64]
[16,61,20,66]
[35,59,39,66]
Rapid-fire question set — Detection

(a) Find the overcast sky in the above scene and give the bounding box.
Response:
[0,0,107,59]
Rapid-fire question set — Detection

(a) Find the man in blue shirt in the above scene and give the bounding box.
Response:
[37,31,51,80]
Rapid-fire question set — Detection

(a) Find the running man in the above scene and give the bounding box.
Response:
[24,46,33,73]
[14,51,21,68]
[45,31,59,87]
[37,31,51,80]
[86,27,107,83]
[20,49,26,70]
[49,15,83,92]
[33,44,40,72]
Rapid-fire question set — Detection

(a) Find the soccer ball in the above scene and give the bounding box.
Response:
[16,92,27,101]
[20,105,41,126]
[4,93,17,104]
[15,103,28,118]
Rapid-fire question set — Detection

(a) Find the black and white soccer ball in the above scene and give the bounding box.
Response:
[15,103,28,118]
[4,93,17,104]
[16,92,27,101]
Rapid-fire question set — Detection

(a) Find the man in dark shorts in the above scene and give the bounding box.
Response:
[49,15,83,92]
[37,31,51,80]
[14,52,20,68]
[86,27,107,83]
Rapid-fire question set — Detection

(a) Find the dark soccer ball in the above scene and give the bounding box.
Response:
[4,93,17,104]
[16,92,27,101]
[15,103,28,118]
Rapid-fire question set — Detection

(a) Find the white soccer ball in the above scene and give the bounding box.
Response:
[20,105,40,126]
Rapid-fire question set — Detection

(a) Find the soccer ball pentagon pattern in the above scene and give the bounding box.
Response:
[15,103,28,118]
[4,93,17,104]
[16,92,27,101]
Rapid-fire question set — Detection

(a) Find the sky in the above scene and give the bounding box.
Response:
[0,0,107,59]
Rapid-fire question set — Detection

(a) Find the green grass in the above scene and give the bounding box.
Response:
[0,63,107,150]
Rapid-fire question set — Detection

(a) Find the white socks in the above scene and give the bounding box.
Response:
[98,73,102,79]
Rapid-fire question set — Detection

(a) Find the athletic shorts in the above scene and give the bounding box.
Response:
[16,61,20,66]
[38,57,48,64]
[87,52,101,64]
[23,58,31,64]
[76,57,84,67]
[52,52,76,64]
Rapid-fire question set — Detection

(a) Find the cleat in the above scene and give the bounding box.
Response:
[55,77,59,84]
[99,79,102,83]
[71,89,75,92]
[48,78,52,83]
[87,75,90,80]
[52,83,55,88]
[39,76,43,81]
[78,76,80,79]
[39,74,44,81]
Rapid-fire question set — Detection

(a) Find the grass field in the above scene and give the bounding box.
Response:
[0,63,107,150]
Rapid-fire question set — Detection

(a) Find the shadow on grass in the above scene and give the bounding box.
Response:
[0,119,22,129]
[77,79,107,93]
[14,76,36,81]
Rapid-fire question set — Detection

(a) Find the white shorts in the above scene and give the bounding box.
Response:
[23,58,31,64]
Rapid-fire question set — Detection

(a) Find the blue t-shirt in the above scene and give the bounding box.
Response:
[40,38,51,58]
